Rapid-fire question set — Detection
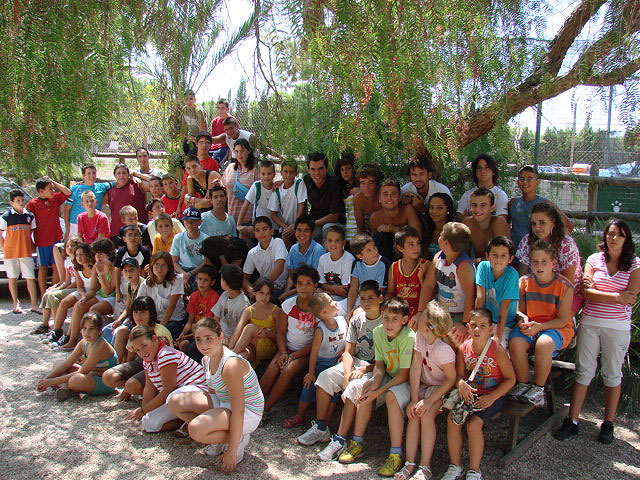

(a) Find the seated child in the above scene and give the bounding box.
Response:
[317,225,354,313]
[76,190,110,244]
[152,213,177,254]
[200,185,237,237]
[508,240,574,407]
[170,207,207,291]
[145,198,185,241]
[212,264,251,344]
[114,225,150,302]
[160,174,182,217]
[268,160,307,248]
[462,187,510,262]
[114,205,150,249]
[237,159,277,239]
[442,308,515,480]
[243,216,288,297]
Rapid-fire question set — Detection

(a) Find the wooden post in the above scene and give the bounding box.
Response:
[587,164,599,233]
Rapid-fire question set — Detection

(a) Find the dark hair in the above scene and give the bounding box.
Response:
[35,178,52,192]
[281,160,299,171]
[131,296,158,326]
[200,235,248,268]
[407,156,435,175]
[149,175,162,185]
[528,202,565,251]
[325,224,346,240]
[530,239,557,260]
[487,235,515,256]
[113,163,130,176]
[359,279,381,297]
[259,159,275,172]
[81,164,97,174]
[91,238,116,262]
[81,311,104,330]
[122,225,142,236]
[292,263,320,285]
[147,251,177,287]
[356,163,384,184]
[233,138,255,170]
[381,297,410,316]
[72,242,94,271]
[294,213,315,231]
[253,215,272,229]
[184,154,200,165]
[470,187,495,206]
[469,308,492,324]
[252,276,275,295]
[425,193,455,244]
[379,177,401,192]
[9,189,24,201]
[217,98,230,107]
[155,213,172,226]
[129,325,155,344]
[334,152,357,197]
[394,226,421,248]
[136,147,149,156]
[210,185,225,195]
[196,131,213,143]
[161,174,177,184]
[518,165,538,177]
[350,233,374,256]
[223,117,238,127]
[307,152,329,168]
[600,219,636,271]
[197,264,218,282]
[220,264,244,290]
[145,198,162,212]
[471,154,498,185]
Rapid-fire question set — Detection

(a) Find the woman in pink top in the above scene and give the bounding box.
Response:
[554,219,640,444]
[221,138,260,223]
[105,163,148,236]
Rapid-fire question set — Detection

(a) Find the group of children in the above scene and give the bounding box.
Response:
[1,151,627,478]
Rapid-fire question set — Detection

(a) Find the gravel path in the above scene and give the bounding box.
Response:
[0,298,638,480]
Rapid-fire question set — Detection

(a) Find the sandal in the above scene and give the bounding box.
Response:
[31,324,50,335]
[12,307,24,315]
[413,465,433,480]
[282,414,305,429]
[30,308,43,315]
[173,422,189,438]
[394,462,417,480]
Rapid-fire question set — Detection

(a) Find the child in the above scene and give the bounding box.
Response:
[26,176,71,296]
[261,264,319,414]
[508,240,574,407]
[335,298,415,477]
[268,160,307,248]
[419,222,475,346]
[36,312,118,402]
[63,164,113,237]
[237,159,276,238]
[441,308,515,480]
[114,226,151,303]
[462,188,510,262]
[242,216,288,297]
[279,214,326,301]
[76,190,110,244]
[167,317,264,472]
[229,277,281,365]
[170,207,207,290]
[335,153,359,240]
[152,213,177,254]
[148,175,164,199]
[113,205,150,249]
[160,174,182,217]
[353,164,383,236]
[387,226,429,319]
[300,280,383,458]
[212,264,251,344]
[285,293,347,428]
[105,257,143,355]
[346,233,390,319]
[475,236,519,347]
[183,155,222,212]
[0,189,39,314]
[456,154,508,219]
[398,301,456,480]
[317,225,354,310]
[145,198,185,242]
[200,185,237,237]
[401,157,452,213]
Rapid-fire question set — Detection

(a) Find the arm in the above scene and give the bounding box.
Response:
[405,206,423,239]
[140,363,178,415]
[303,328,323,388]
[494,216,511,239]
[459,262,476,325]
[582,263,640,304]
[474,344,515,409]
[229,307,251,350]
[340,342,356,382]
[237,200,251,226]
[178,313,195,343]
[406,349,422,417]
[242,273,254,299]
[278,269,297,302]
[521,286,574,335]
[495,299,511,344]
[353,194,366,233]
[346,276,360,319]
[360,363,410,404]
[220,359,248,472]
[271,210,287,230]
[36,344,84,390]
[417,260,437,312]
[560,264,577,286]
[275,309,290,368]
[171,255,186,275]
[386,263,396,300]
[320,282,349,297]
[63,204,72,241]
[269,259,285,285]
[314,212,339,228]
[49,178,72,196]
[475,284,486,309]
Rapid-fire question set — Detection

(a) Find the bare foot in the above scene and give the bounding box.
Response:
[117,389,131,402]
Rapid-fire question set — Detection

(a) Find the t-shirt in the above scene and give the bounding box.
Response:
[303,174,346,224]
[317,251,355,288]
[245,181,275,224]
[475,260,519,328]
[106,182,148,235]
[225,129,253,157]
[267,179,308,228]
[351,256,389,288]
[243,237,288,289]
[152,231,176,254]
[161,194,181,216]
[77,210,110,244]
[286,240,326,271]
[401,180,452,205]
[345,310,383,362]
[0,208,36,259]
[115,222,150,250]
[317,316,347,360]
[509,195,547,249]
[170,231,206,271]
[186,289,221,322]
[181,104,208,138]
[211,291,251,337]
[26,192,69,246]
[65,182,113,223]
[210,115,238,149]
[373,324,415,378]
[138,167,165,177]
[581,252,640,330]
[114,245,151,270]
[457,185,509,216]
[137,275,186,323]
[414,334,455,387]
[200,210,237,237]
[282,295,316,351]
[143,344,206,392]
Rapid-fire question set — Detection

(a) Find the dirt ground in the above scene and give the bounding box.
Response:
[0,289,639,480]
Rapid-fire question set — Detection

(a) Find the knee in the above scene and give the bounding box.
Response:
[167,392,187,414]
[102,369,121,388]
[125,377,143,395]
[465,416,484,434]
[68,373,87,391]
[509,338,529,355]
[187,416,207,442]
[535,336,555,353]
[385,390,399,406]
[244,323,259,336]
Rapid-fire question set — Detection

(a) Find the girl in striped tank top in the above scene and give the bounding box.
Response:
[168,318,264,473]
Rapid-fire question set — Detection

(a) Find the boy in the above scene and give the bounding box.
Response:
[268,160,307,248]
[201,185,237,237]
[63,164,113,238]
[152,213,177,254]
[508,165,572,250]
[475,236,519,347]
[334,298,415,477]
[26,176,71,296]
[145,198,185,242]
[346,233,390,319]
[317,225,354,312]
[352,164,383,235]
[508,239,574,407]
[170,207,207,289]
[148,175,164,200]
[457,154,508,219]
[114,205,150,249]
[237,160,277,238]
[180,89,208,154]
[76,190,110,244]
[400,157,452,213]
[114,225,150,302]
[279,214,326,301]
[387,226,428,319]
[243,216,288,296]
[0,189,39,313]
[297,280,383,457]
[209,98,237,164]
[212,264,250,343]
[160,174,182,217]
[419,222,475,346]
[462,187,510,262]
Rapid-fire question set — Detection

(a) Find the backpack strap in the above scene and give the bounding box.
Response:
[253,181,261,220]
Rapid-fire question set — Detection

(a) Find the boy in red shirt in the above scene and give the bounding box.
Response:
[77,191,110,244]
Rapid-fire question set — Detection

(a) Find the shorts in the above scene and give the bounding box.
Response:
[91,375,116,395]
[509,326,563,357]
[36,243,58,267]
[300,357,339,403]
[315,358,371,395]
[255,338,277,363]
[96,294,116,310]
[5,257,36,279]
[472,395,505,424]
[217,399,263,435]
[109,358,145,385]
[40,288,76,309]
[68,223,78,236]
[342,373,411,414]
[141,385,207,433]
[575,324,630,387]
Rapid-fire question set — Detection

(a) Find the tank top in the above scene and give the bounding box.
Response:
[203,347,264,416]
[191,170,213,198]
[83,337,118,369]
[64,257,76,284]
[460,338,503,395]
[317,316,347,359]
[509,195,546,248]
[344,195,358,241]
[249,305,277,332]
[97,270,114,298]
[434,252,473,314]
[76,267,92,289]
[392,258,428,318]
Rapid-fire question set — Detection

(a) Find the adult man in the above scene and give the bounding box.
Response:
[134,147,164,177]
[209,98,237,165]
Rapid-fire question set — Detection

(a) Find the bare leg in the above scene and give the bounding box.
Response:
[352,400,374,438]
[8,278,20,310]
[53,293,78,330]
[259,355,282,397]
[232,323,260,354]
[125,376,144,396]
[37,266,48,298]
[168,391,214,423]
[315,388,332,421]
[446,414,464,467]
[64,297,97,347]
[52,246,65,283]
[405,415,420,463]
[27,278,39,310]
[263,357,309,412]
[68,373,97,393]
[113,326,131,362]
[337,400,357,437]
[604,385,622,422]
[508,337,532,384]
[568,382,589,421]
[466,416,485,472]
[419,402,442,468]
[533,336,555,386]
[295,400,311,419]
[188,408,232,444]
[102,368,125,389]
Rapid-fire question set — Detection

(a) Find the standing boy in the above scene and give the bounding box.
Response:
[268,160,307,248]
[237,160,277,238]
[456,154,509,219]
[209,98,237,165]
[462,187,510,262]
[160,174,182,217]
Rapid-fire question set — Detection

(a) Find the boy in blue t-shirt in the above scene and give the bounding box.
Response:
[170,207,206,292]
[346,233,389,320]
[474,236,519,347]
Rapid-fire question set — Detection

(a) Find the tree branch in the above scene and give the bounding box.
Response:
[583,58,640,85]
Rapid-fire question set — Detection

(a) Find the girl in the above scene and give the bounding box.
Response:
[168,318,264,473]
[104,163,148,237]
[229,277,281,366]
[395,301,456,480]
[423,193,455,261]
[125,325,207,433]
[152,213,176,254]
[221,138,260,223]
[554,220,640,444]
[183,156,222,212]
[58,239,117,351]
[137,251,186,338]
[36,312,118,402]
[34,236,81,336]
[335,152,360,241]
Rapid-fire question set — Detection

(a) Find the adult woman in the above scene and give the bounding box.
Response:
[423,193,455,260]
[221,138,260,223]
[105,163,147,236]
[554,220,640,444]
[183,155,222,212]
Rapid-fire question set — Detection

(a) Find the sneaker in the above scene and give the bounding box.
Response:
[508,382,531,400]
[553,418,579,441]
[598,421,614,444]
[56,388,79,402]
[31,324,50,335]
[465,470,483,480]
[202,443,227,456]
[297,420,331,445]
[521,384,545,407]
[51,334,70,348]
[378,453,404,477]
[236,434,251,463]
[43,329,63,344]
[318,438,346,462]
[338,439,364,464]
[440,464,465,480]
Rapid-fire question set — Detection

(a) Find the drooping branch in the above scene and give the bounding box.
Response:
[583,58,640,85]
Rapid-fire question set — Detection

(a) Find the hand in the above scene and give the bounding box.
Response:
[277,352,289,368]
[357,380,376,404]
[183,272,192,287]
[617,290,637,306]
[36,378,51,391]
[413,399,430,417]
[111,319,122,329]
[348,368,365,381]
[408,315,420,331]
[516,312,529,326]
[409,193,424,211]
[126,407,144,421]
[406,400,418,419]
[115,293,123,304]
[256,327,266,339]
[458,380,476,405]
[282,224,295,237]
[520,321,541,336]
[221,447,237,473]
[474,394,495,410]
[78,295,87,304]
[303,373,316,388]
[581,275,594,290]
[449,322,467,344]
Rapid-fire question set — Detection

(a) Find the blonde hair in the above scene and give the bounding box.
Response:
[416,301,453,338]
[441,222,471,253]
[81,190,96,201]
[309,292,332,317]
[194,317,222,336]
[119,205,138,219]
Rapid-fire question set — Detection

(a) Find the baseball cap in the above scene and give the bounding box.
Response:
[121,257,140,269]
[181,207,202,221]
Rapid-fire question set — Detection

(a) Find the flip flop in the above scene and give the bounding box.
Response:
[173,422,189,438]
[12,308,25,314]
[283,414,305,429]
[30,308,43,315]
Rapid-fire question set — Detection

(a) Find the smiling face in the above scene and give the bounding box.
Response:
[81,320,101,342]
[382,310,407,340]
[281,165,297,186]
[409,166,430,191]
[161,178,179,197]
[308,160,327,187]
[259,166,275,187]
[194,325,223,357]
[294,222,312,246]
[156,219,173,238]
[358,175,378,199]
[379,185,400,210]
[130,335,160,362]
[428,196,448,224]
[517,171,539,196]
[530,249,556,281]
[469,194,494,222]
[324,231,345,254]
[82,167,97,186]
[530,211,555,241]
